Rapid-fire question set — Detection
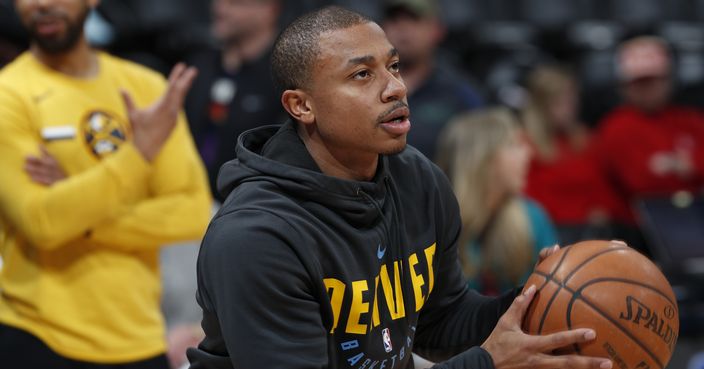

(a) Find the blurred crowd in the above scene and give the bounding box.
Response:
[1,0,704,368]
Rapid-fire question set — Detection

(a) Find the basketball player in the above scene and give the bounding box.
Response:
[188,6,613,369]
[0,0,211,368]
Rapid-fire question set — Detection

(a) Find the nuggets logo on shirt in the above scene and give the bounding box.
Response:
[81,110,129,158]
[325,243,437,368]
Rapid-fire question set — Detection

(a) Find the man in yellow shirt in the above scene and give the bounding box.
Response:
[0,0,212,368]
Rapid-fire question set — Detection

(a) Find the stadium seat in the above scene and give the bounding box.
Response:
[608,0,662,27]
[659,21,704,51]
[567,21,625,51]
[331,0,381,20]
[518,0,591,28]
[438,0,485,31]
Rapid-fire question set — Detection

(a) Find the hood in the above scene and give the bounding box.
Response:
[216,120,393,227]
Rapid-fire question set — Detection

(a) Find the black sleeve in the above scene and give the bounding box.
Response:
[413,168,520,365]
[188,209,329,369]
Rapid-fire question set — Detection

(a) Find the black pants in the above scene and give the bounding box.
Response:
[0,324,169,369]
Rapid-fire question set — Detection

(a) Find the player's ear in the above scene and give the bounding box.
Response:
[281,89,315,125]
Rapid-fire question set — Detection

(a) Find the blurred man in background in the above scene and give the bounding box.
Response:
[381,0,483,160]
[0,0,211,368]
[185,0,286,201]
[595,36,704,221]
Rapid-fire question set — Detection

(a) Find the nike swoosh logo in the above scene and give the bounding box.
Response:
[377,244,386,260]
[32,90,53,104]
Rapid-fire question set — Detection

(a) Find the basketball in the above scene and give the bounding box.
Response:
[522,240,679,369]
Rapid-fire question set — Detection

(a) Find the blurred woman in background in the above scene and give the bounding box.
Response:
[521,65,629,244]
[436,107,557,295]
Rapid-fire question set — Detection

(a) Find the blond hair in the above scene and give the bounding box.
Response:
[436,108,534,284]
[521,65,577,160]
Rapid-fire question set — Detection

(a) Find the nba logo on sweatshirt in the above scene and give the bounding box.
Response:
[382,328,393,353]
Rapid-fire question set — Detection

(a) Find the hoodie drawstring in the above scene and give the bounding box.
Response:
[357,180,408,313]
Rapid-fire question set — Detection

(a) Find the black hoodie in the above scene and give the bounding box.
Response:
[187,121,518,369]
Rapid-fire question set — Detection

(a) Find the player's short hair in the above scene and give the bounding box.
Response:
[271,6,372,95]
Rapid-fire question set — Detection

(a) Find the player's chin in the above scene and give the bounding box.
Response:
[380,140,407,156]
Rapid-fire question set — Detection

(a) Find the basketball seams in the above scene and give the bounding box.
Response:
[563,281,666,369]
[526,242,677,369]
[550,245,630,353]
[547,244,575,278]
[532,246,628,334]
[562,246,630,284]
[537,278,563,334]
[575,277,678,309]
[565,291,583,355]
[533,246,575,334]
[534,271,552,291]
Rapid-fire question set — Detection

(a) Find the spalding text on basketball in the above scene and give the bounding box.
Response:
[619,296,676,352]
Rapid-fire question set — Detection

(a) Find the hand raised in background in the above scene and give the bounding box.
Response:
[122,63,198,162]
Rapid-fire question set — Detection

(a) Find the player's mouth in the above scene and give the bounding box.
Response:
[33,16,65,37]
[379,106,411,136]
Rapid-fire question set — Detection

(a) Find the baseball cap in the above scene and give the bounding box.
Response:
[383,0,439,18]
[617,36,671,82]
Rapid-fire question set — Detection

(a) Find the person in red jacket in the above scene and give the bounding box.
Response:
[595,36,704,222]
[522,65,629,244]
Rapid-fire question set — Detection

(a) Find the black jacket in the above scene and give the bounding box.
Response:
[187,121,518,368]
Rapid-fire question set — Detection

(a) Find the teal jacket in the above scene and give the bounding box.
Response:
[466,198,558,295]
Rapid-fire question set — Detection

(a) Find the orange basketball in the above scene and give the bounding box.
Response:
[522,240,679,369]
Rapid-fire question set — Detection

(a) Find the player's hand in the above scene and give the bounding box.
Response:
[167,324,204,369]
[480,285,613,369]
[122,63,198,162]
[537,244,560,266]
[25,146,66,186]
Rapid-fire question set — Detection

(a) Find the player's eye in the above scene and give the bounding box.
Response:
[353,69,371,80]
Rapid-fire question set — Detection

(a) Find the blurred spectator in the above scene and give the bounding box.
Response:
[185,0,286,200]
[521,65,629,244]
[95,0,211,74]
[0,37,22,68]
[0,0,27,67]
[0,1,211,368]
[381,0,484,160]
[595,36,704,222]
[436,108,557,295]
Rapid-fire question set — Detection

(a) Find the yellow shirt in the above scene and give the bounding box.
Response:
[0,52,211,363]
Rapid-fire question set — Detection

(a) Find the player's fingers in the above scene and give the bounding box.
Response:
[24,165,53,185]
[538,244,559,263]
[163,63,186,105]
[165,65,198,109]
[25,163,52,179]
[25,157,52,176]
[167,62,186,85]
[25,155,56,173]
[29,150,62,174]
[24,161,41,176]
[40,153,66,178]
[25,155,42,166]
[538,353,612,369]
[503,285,537,325]
[534,328,597,352]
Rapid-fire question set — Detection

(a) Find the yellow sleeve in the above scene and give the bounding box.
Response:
[88,114,212,251]
[0,86,152,250]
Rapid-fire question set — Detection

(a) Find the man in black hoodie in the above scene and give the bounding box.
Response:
[187,6,613,369]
